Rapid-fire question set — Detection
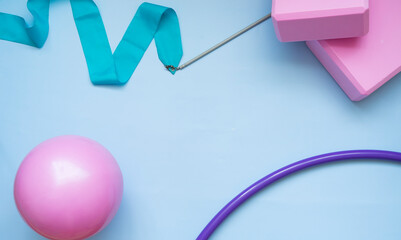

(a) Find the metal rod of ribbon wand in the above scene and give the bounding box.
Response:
[167,13,271,71]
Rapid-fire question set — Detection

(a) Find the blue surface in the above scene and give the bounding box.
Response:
[1,0,401,239]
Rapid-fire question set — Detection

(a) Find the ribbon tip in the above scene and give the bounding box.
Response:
[165,65,178,74]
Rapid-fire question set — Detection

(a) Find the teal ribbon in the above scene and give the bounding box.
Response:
[0,1,183,85]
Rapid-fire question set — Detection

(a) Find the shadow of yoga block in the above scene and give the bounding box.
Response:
[307,0,401,101]
[272,0,369,42]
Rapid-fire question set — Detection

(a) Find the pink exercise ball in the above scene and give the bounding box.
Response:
[14,136,123,240]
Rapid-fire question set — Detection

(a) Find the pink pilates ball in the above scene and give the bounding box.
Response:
[14,136,123,240]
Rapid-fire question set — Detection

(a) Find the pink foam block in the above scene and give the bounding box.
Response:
[307,0,401,101]
[272,0,369,42]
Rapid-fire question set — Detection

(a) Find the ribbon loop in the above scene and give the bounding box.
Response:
[0,1,183,85]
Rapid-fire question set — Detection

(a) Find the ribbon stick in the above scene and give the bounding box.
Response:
[0,1,183,85]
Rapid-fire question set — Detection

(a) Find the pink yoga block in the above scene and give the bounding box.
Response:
[307,0,401,101]
[272,0,369,42]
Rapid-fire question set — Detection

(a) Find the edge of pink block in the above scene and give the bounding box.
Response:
[306,40,366,101]
[273,6,368,21]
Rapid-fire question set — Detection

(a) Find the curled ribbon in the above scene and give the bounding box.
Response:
[0,0,183,85]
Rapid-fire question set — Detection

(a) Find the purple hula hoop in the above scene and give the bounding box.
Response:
[197,150,401,239]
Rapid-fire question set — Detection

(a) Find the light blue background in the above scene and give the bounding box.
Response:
[1,0,401,239]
